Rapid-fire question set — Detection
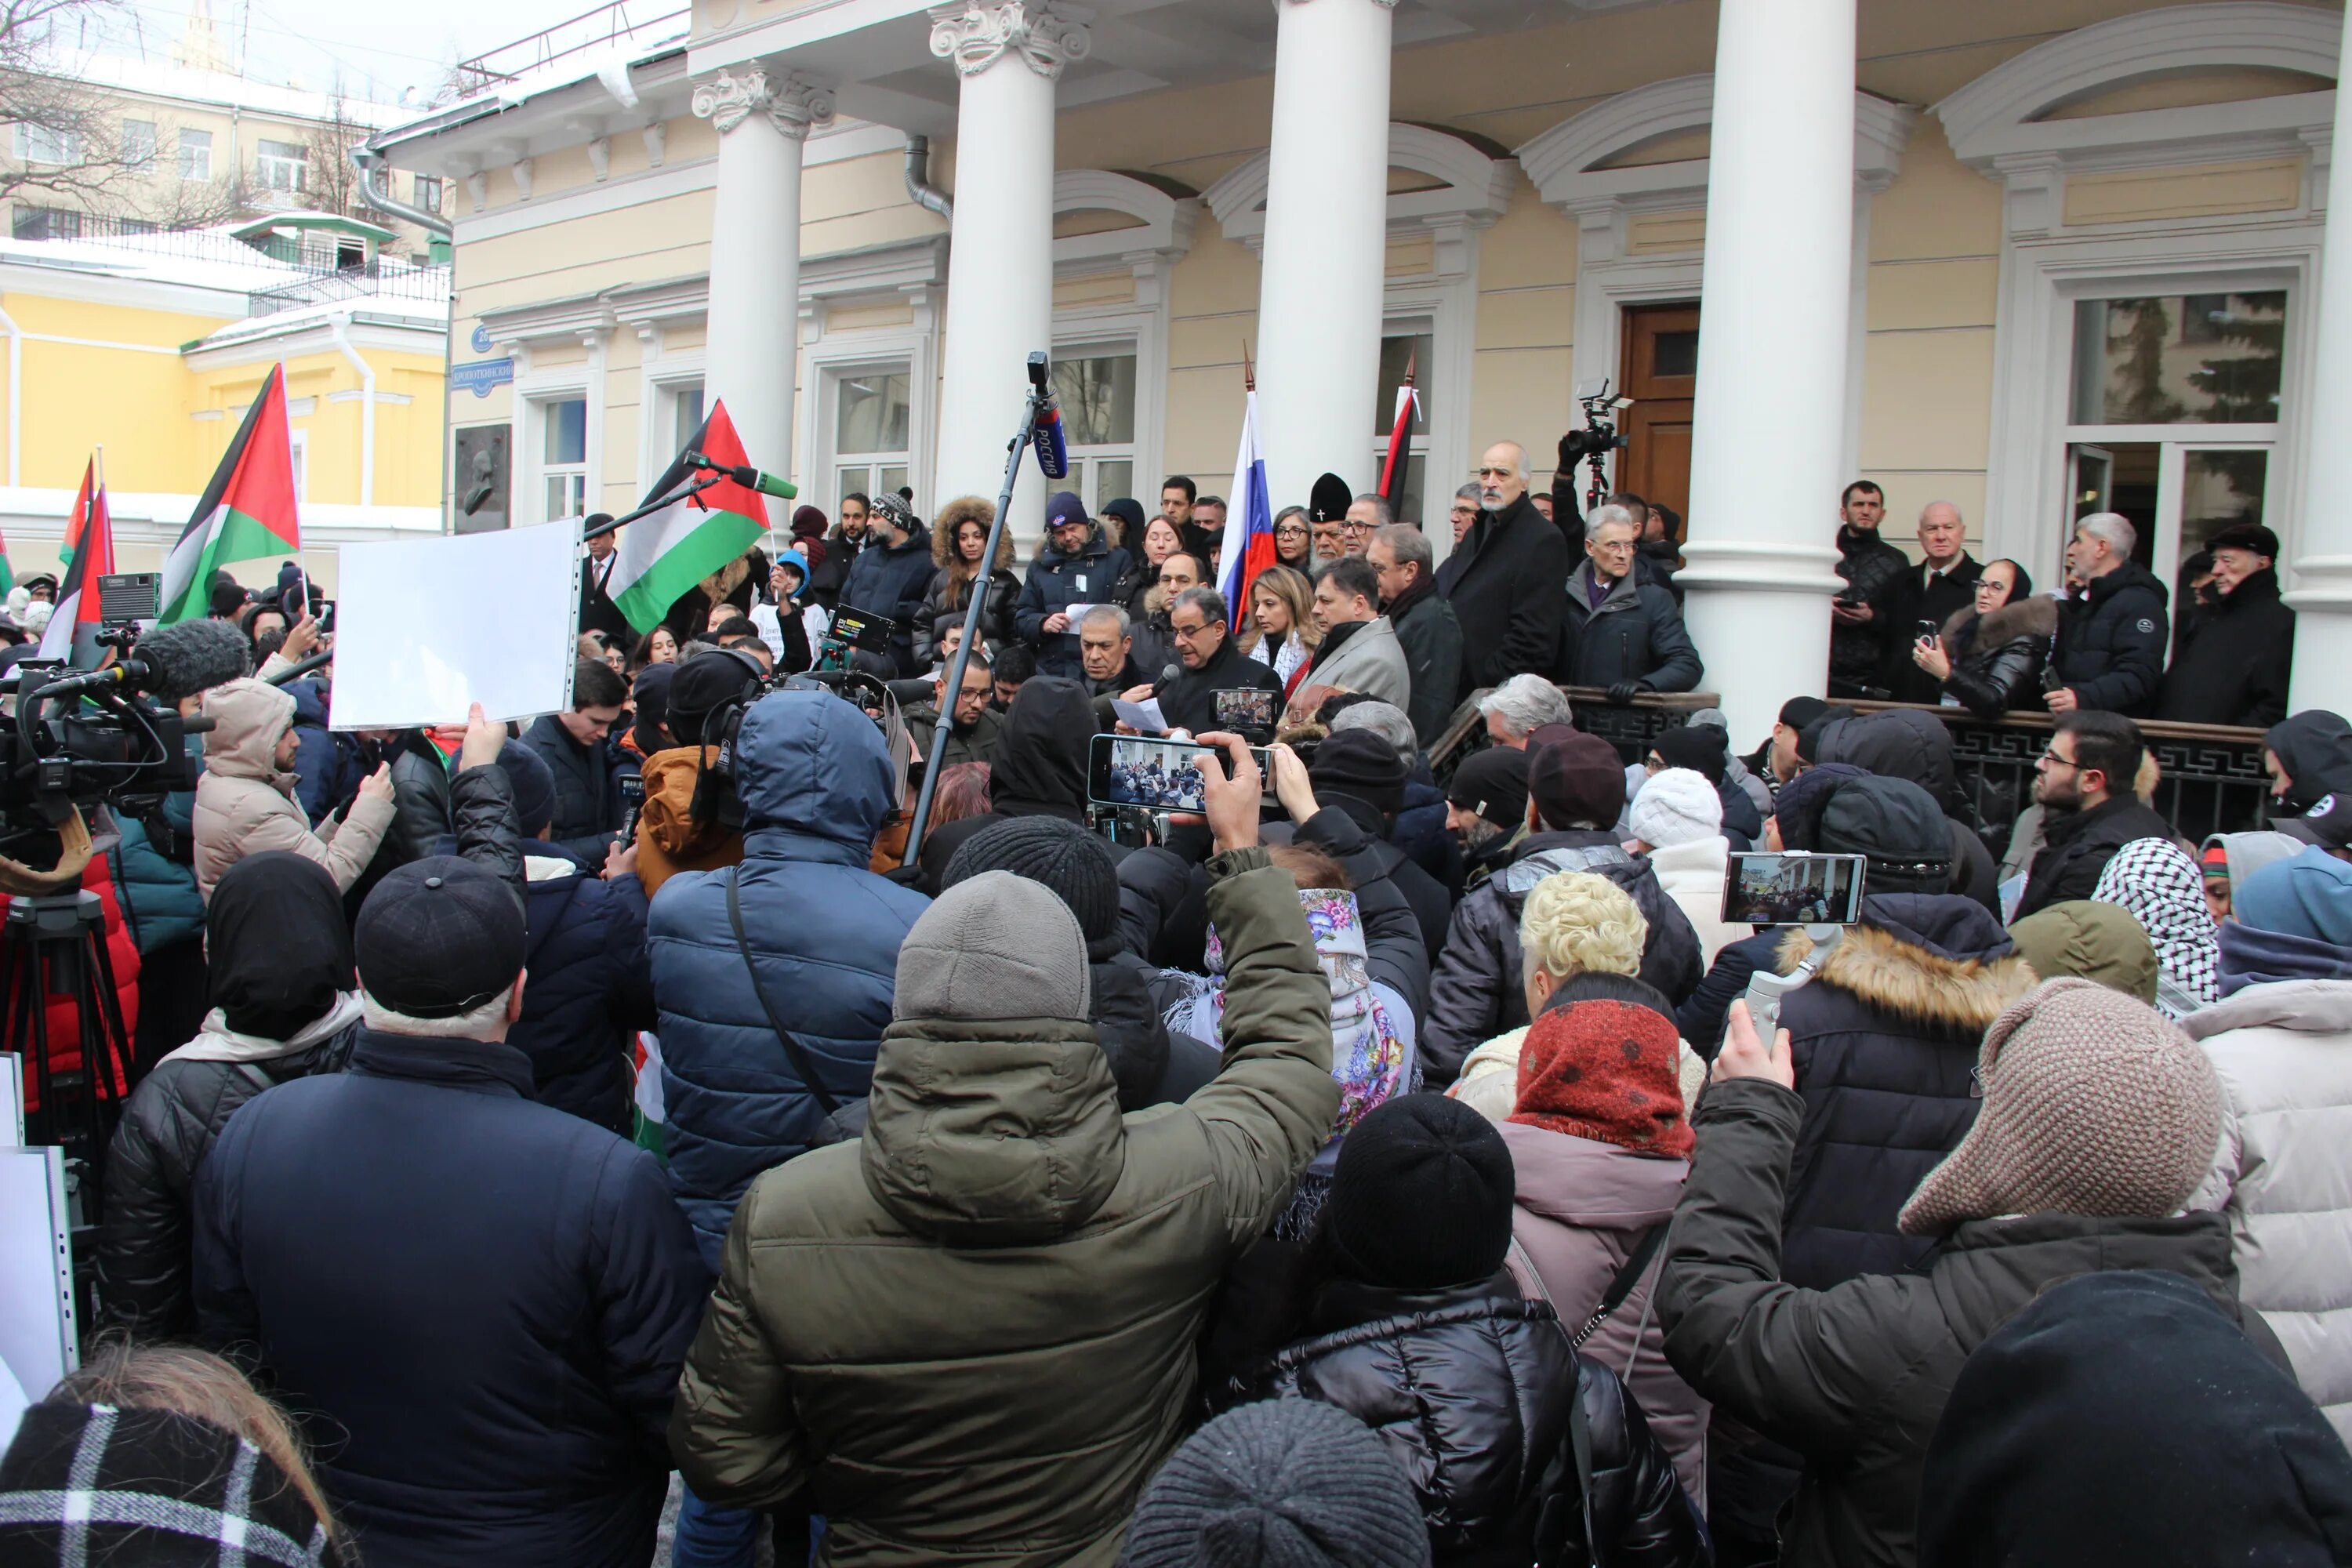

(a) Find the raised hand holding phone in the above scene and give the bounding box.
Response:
[1193,731,1261,854]
[1713,999,1795,1088]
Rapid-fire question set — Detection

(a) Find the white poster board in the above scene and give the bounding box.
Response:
[328,520,583,729]
[0,1052,20,1147]
[0,1145,75,1405]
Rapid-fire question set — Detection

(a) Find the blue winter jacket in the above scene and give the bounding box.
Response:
[111,786,205,956]
[648,688,929,1269]
[285,677,358,826]
[510,845,656,1136]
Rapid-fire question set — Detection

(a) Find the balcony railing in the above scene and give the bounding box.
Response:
[451,1,691,96]
[248,259,452,314]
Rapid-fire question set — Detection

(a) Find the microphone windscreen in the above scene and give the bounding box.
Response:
[141,617,253,702]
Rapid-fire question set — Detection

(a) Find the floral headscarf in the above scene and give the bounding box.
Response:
[2093,837,2220,1018]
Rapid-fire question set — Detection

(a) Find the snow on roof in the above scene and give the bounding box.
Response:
[193,288,450,350]
[0,228,451,321]
[39,52,415,130]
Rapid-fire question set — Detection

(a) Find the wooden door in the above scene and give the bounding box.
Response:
[1618,303,1699,535]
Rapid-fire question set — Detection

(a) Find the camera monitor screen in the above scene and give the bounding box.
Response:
[827,604,897,652]
[1090,734,1270,814]
[1722,851,1867,926]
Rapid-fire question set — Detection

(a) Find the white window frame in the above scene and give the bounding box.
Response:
[255,138,307,194]
[119,118,155,169]
[1048,328,1145,518]
[288,430,310,503]
[13,122,79,166]
[178,128,212,183]
[798,235,945,512]
[413,173,444,216]
[533,393,592,522]
[639,362,709,492]
[1370,321,1436,526]
[822,359,916,510]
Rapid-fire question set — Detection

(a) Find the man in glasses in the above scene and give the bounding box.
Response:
[1126,585,1286,737]
[1436,439,1570,702]
[1447,483,1480,547]
[1341,493,1389,558]
[1561,503,1703,704]
[2014,710,2170,920]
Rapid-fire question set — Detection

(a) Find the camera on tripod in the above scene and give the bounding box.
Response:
[1561,379,1635,466]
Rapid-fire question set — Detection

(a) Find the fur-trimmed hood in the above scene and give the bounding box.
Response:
[929,495,1016,572]
[1942,592,2057,651]
[1776,892,2036,1031]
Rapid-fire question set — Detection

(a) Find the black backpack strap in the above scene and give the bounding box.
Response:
[1570,1221,1667,1349]
[726,866,840,1116]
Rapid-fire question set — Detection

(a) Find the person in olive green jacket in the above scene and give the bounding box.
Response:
[670,735,1339,1568]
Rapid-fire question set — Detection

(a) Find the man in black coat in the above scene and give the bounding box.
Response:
[1560,503,1703,701]
[521,656,629,862]
[1439,440,1570,702]
[1828,481,1909,697]
[578,528,633,645]
[1370,522,1464,746]
[837,493,935,677]
[2015,710,2172,920]
[1138,585,1285,735]
[1877,500,1984,705]
[2049,512,2169,717]
[192,856,705,1568]
[2157,521,2296,728]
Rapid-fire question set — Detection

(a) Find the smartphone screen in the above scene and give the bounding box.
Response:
[1089,734,1271,812]
[1214,688,1275,732]
[1722,851,1867,925]
[618,774,646,844]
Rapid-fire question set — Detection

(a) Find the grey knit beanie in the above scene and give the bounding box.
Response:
[892,871,1090,1023]
[942,816,1122,960]
[1900,977,2222,1236]
[1120,1399,1432,1568]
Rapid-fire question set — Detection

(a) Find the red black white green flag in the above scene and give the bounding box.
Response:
[39,459,114,666]
[160,364,300,626]
[608,398,773,634]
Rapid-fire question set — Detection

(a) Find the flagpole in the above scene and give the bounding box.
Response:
[92,444,103,496]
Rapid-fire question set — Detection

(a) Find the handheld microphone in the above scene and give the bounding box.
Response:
[685,448,799,501]
[1026,351,1069,481]
[1159,662,1180,691]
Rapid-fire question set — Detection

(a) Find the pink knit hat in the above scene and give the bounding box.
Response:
[1899,978,2222,1236]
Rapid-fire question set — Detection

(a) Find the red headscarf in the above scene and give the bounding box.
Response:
[1510,997,1693,1158]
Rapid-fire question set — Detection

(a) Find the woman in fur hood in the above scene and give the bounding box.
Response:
[1909,557,2054,718]
[914,495,1020,664]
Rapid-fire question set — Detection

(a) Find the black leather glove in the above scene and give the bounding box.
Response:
[1606,681,1642,706]
[1558,434,1581,474]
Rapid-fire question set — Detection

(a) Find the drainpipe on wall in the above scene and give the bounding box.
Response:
[352,142,453,527]
[904,135,952,223]
[350,143,453,237]
[331,312,376,510]
[0,299,20,488]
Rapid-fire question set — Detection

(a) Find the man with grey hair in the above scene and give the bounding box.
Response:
[1437,438,1570,702]
[1475,671,1573,749]
[1341,493,1391,557]
[1448,482,1481,546]
[1077,602,1145,696]
[1369,521,1463,746]
[194,855,706,1568]
[1879,499,1983,704]
[1129,583,1286,735]
[1563,502,1703,702]
[2049,510,2169,717]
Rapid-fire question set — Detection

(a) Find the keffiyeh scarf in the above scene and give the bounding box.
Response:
[2094,837,2220,1018]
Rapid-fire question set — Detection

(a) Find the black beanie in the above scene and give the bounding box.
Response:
[632,661,677,754]
[1446,746,1531,831]
[942,816,1121,961]
[1122,1398,1433,1568]
[1325,1094,1515,1290]
[1308,729,1406,818]
[1779,695,1831,731]
[668,648,763,746]
[1650,722,1726,786]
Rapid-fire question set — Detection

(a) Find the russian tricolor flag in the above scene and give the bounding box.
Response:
[1216,387,1276,633]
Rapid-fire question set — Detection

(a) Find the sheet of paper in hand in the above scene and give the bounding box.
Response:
[329,520,582,728]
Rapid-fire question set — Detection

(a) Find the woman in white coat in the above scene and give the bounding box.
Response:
[1626,768,1745,964]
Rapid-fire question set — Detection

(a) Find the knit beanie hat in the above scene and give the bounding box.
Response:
[1308,729,1407,818]
[1526,726,1626,830]
[1120,1398,1432,1568]
[1899,978,2223,1236]
[1649,723,1726,786]
[1447,746,1530,832]
[493,738,557,839]
[1325,1093,1516,1290]
[1510,998,1693,1158]
[1779,695,1831,732]
[2233,845,2352,949]
[895,870,1091,1022]
[942,816,1121,961]
[791,504,828,539]
[1628,768,1722,850]
[2007,902,2157,1005]
[632,660,677,753]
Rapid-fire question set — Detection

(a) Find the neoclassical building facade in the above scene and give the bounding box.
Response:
[368,0,2352,734]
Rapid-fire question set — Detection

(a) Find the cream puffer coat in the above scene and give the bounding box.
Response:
[1643,834,1748,964]
[2184,978,2352,1444]
[193,678,394,900]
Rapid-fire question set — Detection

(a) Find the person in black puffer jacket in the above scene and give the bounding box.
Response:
[96,851,366,1338]
[1219,1094,1707,1568]
[1809,708,2002,916]
[1829,486,1911,698]
[2051,515,2169,717]
[1918,559,2053,719]
[838,494,938,677]
[1425,727,1703,1086]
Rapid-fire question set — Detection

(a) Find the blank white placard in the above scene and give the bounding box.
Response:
[0,1146,74,1403]
[0,1054,20,1147]
[329,521,583,730]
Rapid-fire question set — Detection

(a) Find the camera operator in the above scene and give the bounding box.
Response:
[632,648,765,897]
[194,677,395,900]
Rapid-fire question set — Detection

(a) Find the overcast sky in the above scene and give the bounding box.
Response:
[93,0,592,107]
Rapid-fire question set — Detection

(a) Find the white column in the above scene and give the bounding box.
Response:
[692,67,831,521]
[1254,0,1394,511]
[930,3,1085,533]
[2288,31,2352,713]
[1676,0,1857,743]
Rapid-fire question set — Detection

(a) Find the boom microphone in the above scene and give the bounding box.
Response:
[685,448,799,501]
[1027,351,1069,481]
[31,617,253,704]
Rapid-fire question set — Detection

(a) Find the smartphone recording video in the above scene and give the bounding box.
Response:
[1214,688,1276,733]
[1089,734,1270,814]
[1722,851,1867,926]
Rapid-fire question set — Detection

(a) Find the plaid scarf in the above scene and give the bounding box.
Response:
[2094,837,2221,1019]
[0,1401,343,1566]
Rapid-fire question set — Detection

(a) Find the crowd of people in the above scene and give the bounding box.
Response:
[5,438,2352,1568]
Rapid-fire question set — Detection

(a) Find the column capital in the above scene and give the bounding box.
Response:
[927,2,1091,79]
[691,67,836,140]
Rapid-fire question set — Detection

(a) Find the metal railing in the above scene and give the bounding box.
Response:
[248,259,452,314]
[452,1,691,95]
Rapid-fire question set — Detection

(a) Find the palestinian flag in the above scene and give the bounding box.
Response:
[160,365,299,626]
[0,523,15,599]
[56,478,88,574]
[608,398,772,634]
[38,461,114,666]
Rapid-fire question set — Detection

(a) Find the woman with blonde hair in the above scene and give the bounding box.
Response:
[914,495,1018,664]
[2,1341,347,1563]
[1240,563,1321,689]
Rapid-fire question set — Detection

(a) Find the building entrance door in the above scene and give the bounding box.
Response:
[1617,302,1698,532]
